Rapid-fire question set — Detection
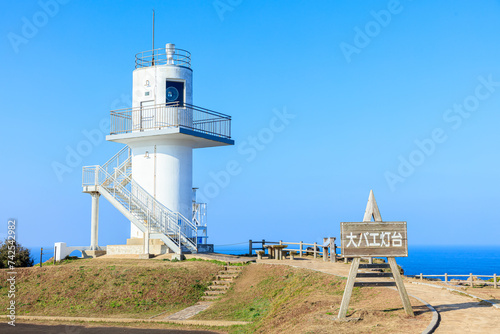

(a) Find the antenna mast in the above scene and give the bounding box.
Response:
[152,9,155,65]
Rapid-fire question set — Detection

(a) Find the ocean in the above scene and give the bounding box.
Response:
[29,245,500,280]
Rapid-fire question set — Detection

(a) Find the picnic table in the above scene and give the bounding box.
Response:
[264,244,288,260]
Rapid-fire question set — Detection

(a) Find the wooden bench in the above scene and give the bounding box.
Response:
[255,250,265,260]
[283,250,299,260]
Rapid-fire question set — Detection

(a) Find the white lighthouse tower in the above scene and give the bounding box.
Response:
[82,43,233,257]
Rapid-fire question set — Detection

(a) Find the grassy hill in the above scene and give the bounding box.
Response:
[196,264,432,334]
[0,257,221,318]
[0,257,432,333]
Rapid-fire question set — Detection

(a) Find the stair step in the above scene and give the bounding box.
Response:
[217,274,239,278]
[208,285,229,290]
[211,280,231,285]
[204,290,226,296]
[225,266,243,271]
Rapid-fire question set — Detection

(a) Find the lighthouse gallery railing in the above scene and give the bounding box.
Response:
[109,103,231,140]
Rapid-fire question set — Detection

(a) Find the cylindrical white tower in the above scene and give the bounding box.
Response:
[107,44,234,241]
[128,44,193,238]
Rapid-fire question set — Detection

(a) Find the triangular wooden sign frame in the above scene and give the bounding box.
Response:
[337,190,414,318]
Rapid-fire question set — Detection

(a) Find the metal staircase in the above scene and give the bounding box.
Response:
[82,146,198,254]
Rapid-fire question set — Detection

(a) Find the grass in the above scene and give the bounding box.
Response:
[194,264,431,334]
[0,258,432,333]
[0,258,221,318]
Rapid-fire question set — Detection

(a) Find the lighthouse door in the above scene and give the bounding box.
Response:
[140,100,155,130]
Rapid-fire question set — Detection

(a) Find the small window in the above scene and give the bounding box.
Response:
[145,91,150,96]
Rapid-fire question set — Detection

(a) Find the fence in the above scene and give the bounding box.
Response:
[408,273,498,288]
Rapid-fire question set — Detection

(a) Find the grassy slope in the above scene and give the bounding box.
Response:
[0,258,221,318]
[195,264,432,334]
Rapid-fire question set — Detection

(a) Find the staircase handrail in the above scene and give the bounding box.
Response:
[101,146,131,176]
[105,163,197,248]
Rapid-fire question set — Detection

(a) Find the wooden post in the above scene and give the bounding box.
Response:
[470,273,473,287]
[388,257,414,316]
[249,240,252,255]
[40,247,43,267]
[279,240,282,245]
[299,241,303,257]
[445,273,448,283]
[362,190,382,267]
[335,243,338,262]
[53,246,57,265]
[262,239,265,251]
[420,273,423,281]
[338,258,360,318]
[314,242,317,259]
[323,247,327,262]
[494,274,497,289]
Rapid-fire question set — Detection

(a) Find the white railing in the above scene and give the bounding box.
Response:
[409,273,498,288]
[193,202,207,226]
[110,103,231,140]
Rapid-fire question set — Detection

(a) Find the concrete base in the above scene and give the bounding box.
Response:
[138,253,153,259]
[172,254,186,261]
[107,244,171,255]
[127,238,166,246]
[81,250,107,258]
[197,244,214,253]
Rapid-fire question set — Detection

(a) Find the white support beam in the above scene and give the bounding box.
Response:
[90,192,100,250]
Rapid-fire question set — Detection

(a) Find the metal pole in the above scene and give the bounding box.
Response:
[249,239,252,255]
[151,9,155,65]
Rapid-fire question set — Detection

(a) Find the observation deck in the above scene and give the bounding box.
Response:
[107,102,234,147]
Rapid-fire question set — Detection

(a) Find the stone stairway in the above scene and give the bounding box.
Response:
[201,265,243,301]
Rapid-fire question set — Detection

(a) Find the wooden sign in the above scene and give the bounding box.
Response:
[337,190,414,319]
[340,221,408,257]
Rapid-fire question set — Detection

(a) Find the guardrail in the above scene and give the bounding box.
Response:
[135,47,191,69]
[408,273,498,288]
[110,102,231,139]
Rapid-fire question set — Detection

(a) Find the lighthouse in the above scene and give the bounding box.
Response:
[81,43,233,257]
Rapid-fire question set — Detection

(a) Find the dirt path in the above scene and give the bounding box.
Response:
[258,257,499,333]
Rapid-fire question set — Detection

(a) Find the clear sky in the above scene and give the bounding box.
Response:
[1,0,500,248]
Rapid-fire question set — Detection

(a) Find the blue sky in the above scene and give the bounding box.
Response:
[1,0,500,248]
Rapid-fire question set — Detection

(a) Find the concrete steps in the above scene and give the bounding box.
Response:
[201,265,243,301]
